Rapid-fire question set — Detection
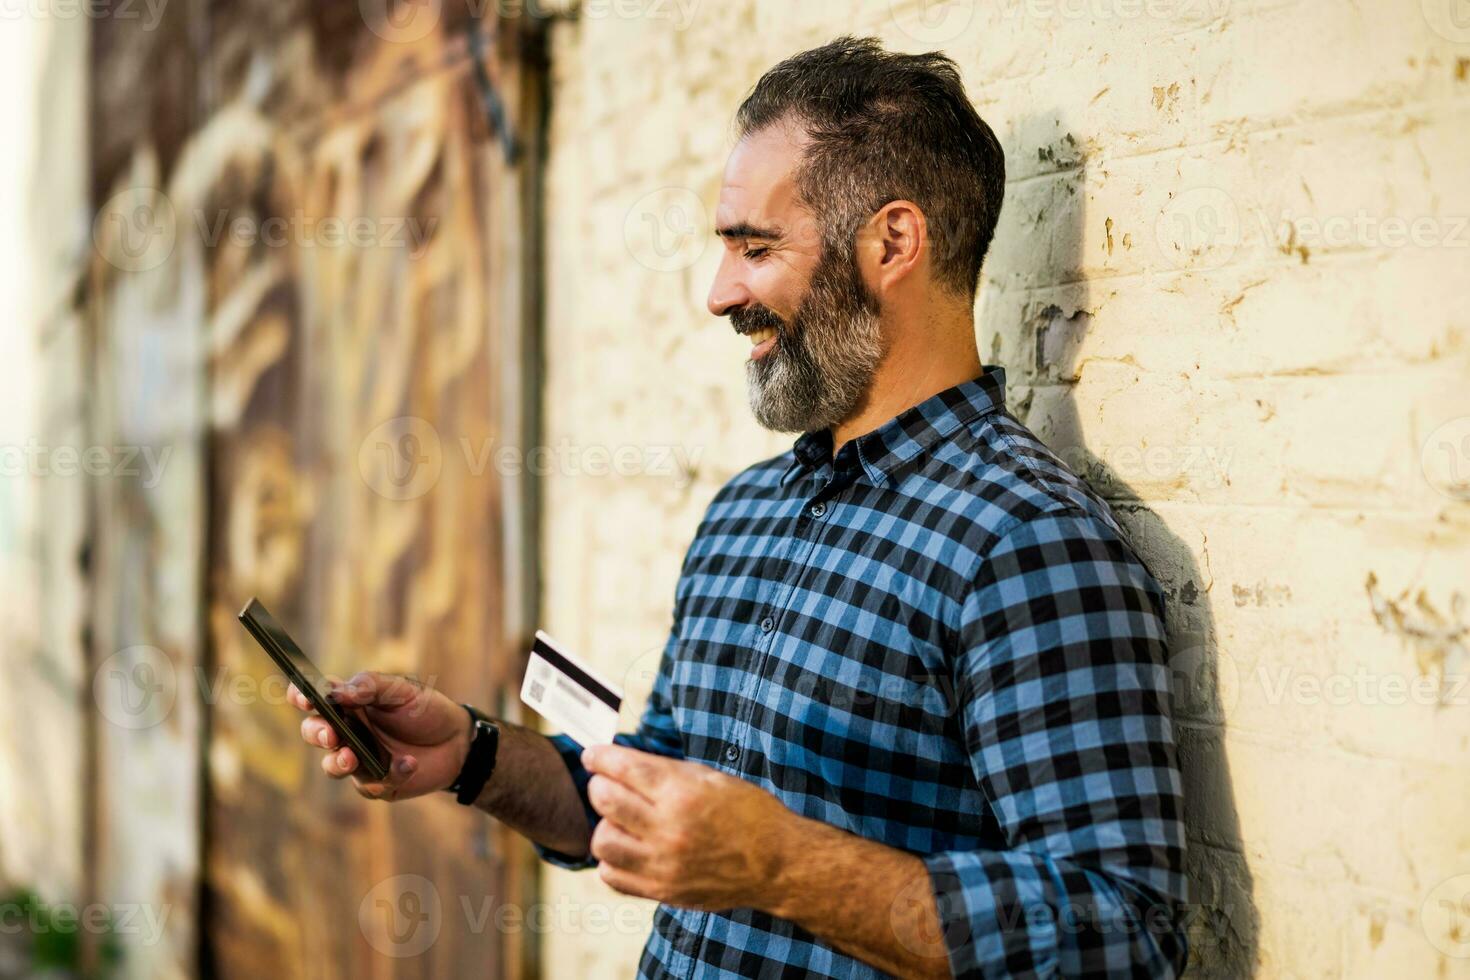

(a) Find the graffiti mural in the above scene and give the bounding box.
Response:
[85,3,541,976]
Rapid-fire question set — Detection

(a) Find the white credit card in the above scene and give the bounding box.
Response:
[520,630,623,748]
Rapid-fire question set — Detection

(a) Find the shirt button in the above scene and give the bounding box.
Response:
[810,502,826,517]
[723,744,741,763]
[760,616,774,633]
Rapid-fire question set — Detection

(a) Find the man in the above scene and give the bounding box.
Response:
[293,36,1189,978]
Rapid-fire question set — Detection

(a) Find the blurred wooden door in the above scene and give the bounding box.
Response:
[87,4,545,978]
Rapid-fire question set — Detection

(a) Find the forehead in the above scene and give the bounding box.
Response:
[715,124,810,235]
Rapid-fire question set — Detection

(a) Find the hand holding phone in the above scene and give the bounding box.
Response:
[239,598,474,800]
[239,598,394,780]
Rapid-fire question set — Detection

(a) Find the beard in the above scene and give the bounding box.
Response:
[731,241,885,435]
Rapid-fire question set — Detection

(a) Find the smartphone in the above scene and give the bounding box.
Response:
[237,597,392,782]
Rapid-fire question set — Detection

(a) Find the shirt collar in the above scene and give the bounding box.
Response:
[780,364,1009,488]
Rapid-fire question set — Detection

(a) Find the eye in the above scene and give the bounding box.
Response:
[743,246,770,262]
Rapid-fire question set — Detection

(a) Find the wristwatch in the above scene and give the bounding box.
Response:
[446,704,500,805]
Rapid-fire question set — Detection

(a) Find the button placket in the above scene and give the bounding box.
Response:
[724,498,825,771]
[674,908,707,978]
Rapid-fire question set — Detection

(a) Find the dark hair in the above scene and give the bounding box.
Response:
[735,36,1006,300]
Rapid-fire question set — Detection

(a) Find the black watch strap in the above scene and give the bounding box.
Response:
[446,704,499,806]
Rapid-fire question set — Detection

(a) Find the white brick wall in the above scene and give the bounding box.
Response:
[537,1,1470,975]
[0,9,91,905]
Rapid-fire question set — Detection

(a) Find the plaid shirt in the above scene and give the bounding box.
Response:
[536,365,1189,978]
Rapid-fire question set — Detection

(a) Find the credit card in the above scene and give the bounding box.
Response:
[520,630,623,748]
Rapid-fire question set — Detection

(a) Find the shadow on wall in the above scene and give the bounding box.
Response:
[979,110,1260,977]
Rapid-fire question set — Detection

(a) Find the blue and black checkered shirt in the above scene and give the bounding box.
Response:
[538,365,1189,978]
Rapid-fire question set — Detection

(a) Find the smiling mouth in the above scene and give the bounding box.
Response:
[746,326,778,360]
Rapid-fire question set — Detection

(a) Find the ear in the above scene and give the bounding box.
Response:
[856,200,928,297]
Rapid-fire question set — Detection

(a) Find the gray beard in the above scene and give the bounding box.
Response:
[745,250,884,434]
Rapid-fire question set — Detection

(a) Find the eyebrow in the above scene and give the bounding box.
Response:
[715,221,783,241]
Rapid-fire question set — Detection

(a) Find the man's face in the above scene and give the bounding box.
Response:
[707,124,884,435]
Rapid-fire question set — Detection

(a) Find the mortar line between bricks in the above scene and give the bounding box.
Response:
[1001,91,1470,188]
[1009,360,1468,386]
[986,247,1465,295]
[1106,500,1466,514]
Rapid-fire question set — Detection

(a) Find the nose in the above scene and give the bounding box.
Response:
[706,249,752,319]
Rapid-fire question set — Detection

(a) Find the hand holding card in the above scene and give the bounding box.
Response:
[520,630,623,747]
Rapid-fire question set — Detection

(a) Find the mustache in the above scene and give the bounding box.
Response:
[730,304,786,336]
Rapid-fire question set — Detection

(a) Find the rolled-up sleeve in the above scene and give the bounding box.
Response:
[922,507,1189,977]
[533,626,686,870]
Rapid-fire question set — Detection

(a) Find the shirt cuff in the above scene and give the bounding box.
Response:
[922,849,1057,978]
[531,732,601,870]
[921,850,1187,978]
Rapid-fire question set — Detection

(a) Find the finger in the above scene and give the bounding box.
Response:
[351,755,418,802]
[589,819,652,872]
[321,745,358,779]
[301,717,338,749]
[287,683,314,713]
[586,775,656,834]
[597,862,658,901]
[327,671,420,709]
[581,744,670,798]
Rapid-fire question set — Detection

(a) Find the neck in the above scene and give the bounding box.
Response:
[830,308,982,453]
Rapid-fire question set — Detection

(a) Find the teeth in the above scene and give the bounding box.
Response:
[748,327,777,346]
